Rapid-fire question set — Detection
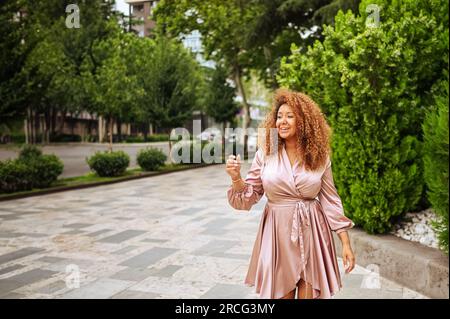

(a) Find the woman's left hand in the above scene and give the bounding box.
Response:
[342,244,355,274]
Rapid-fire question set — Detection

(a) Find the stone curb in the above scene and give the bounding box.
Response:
[0,163,219,202]
[333,228,449,299]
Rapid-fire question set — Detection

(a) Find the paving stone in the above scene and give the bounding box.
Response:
[62,223,92,229]
[151,265,182,277]
[0,269,57,297]
[0,264,26,276]
[61,230,85,235]
[112,246,140,255]
[98,230,147,244]
[61,278,133,299]
[0,233,25,238]
[110,267,156,282]
[0,248,45,265]
[192,240,239,257]
[36,256,67,264]
[86,229,113,237]
[140,238,169,243]
[119,247,178,268]
[36,280,67,294]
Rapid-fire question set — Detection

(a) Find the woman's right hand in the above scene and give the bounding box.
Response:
[226,154,241,180]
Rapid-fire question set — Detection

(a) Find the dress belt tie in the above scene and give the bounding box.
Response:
[290,200,311,288]
[268,198,317,288]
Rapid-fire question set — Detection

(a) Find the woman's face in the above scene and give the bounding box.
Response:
[276,103,297,140]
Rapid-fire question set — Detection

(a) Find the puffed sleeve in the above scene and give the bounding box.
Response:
[318,157,355,234]
[227,148,265,211]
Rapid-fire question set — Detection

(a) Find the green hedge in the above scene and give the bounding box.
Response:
[86,150,130,177]
[18,144,42,160]
[0,160,33,193]
[277,0,448,233]
[124,134,170,143]
[423,76,449,254]
[137,147,167,171]
[0,145,64,193]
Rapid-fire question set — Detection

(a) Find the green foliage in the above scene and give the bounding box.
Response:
[137,148,167,171]
[124,134,170,143]
[143,36,202,130]
[0,159,32,193]
[86,151,130,177]
[0,145,64,193]
[18,144,43,160]
[423,76,449,254]
[204,65,240,126]
[278,0,449,233]
[23,154,64,188]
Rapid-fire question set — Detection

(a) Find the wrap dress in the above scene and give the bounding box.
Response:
[227,146,355,299]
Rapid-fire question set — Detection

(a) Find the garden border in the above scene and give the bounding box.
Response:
[333,228,449,299]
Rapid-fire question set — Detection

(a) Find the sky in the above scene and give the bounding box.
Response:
[115,0,129,15]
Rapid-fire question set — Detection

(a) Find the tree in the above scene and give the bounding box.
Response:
[204,64,240,151]
[1,0,123,143]
[84,30,142,151]
[0,0,30,123]
[143,36,203,154]
[154,0,259,148]
[244,0,361,89]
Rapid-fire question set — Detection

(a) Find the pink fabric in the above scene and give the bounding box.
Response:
[227,146,355,299]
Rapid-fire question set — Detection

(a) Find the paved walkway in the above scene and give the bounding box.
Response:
[0,163,427,299]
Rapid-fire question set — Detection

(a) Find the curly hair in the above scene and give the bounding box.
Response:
[258,88,332,171]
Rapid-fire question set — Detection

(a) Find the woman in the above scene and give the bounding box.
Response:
[226,88,356,299]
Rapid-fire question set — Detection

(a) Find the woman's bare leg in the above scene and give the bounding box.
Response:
[280,288,296,299]
[297,279,313,299]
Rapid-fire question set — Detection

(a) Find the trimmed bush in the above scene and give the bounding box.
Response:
[19,144,43,160]
[137,148,167,171]
[86,150,130,177]
[0,160,32,193]
[25,155,64,188]
[423,76,449,254]
[0,149,64,193]
[277,0,448,233]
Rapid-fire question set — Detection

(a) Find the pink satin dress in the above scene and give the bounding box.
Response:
[227,146,355,299]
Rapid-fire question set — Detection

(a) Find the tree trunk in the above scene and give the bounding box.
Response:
[117,117,122,142]
[143,122,148,142]
[58,110,66,135]
[51,107,57,136]
[234,66,250,158]
[27,107,33,144]
[34,110,40,144]
[108,116,113,152]
[263,45,278,90]
[44,111,50,144]
[24,118,28,144]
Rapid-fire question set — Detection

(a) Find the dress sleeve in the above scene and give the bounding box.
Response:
[318,157,355,234]
[227,149,265,211]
